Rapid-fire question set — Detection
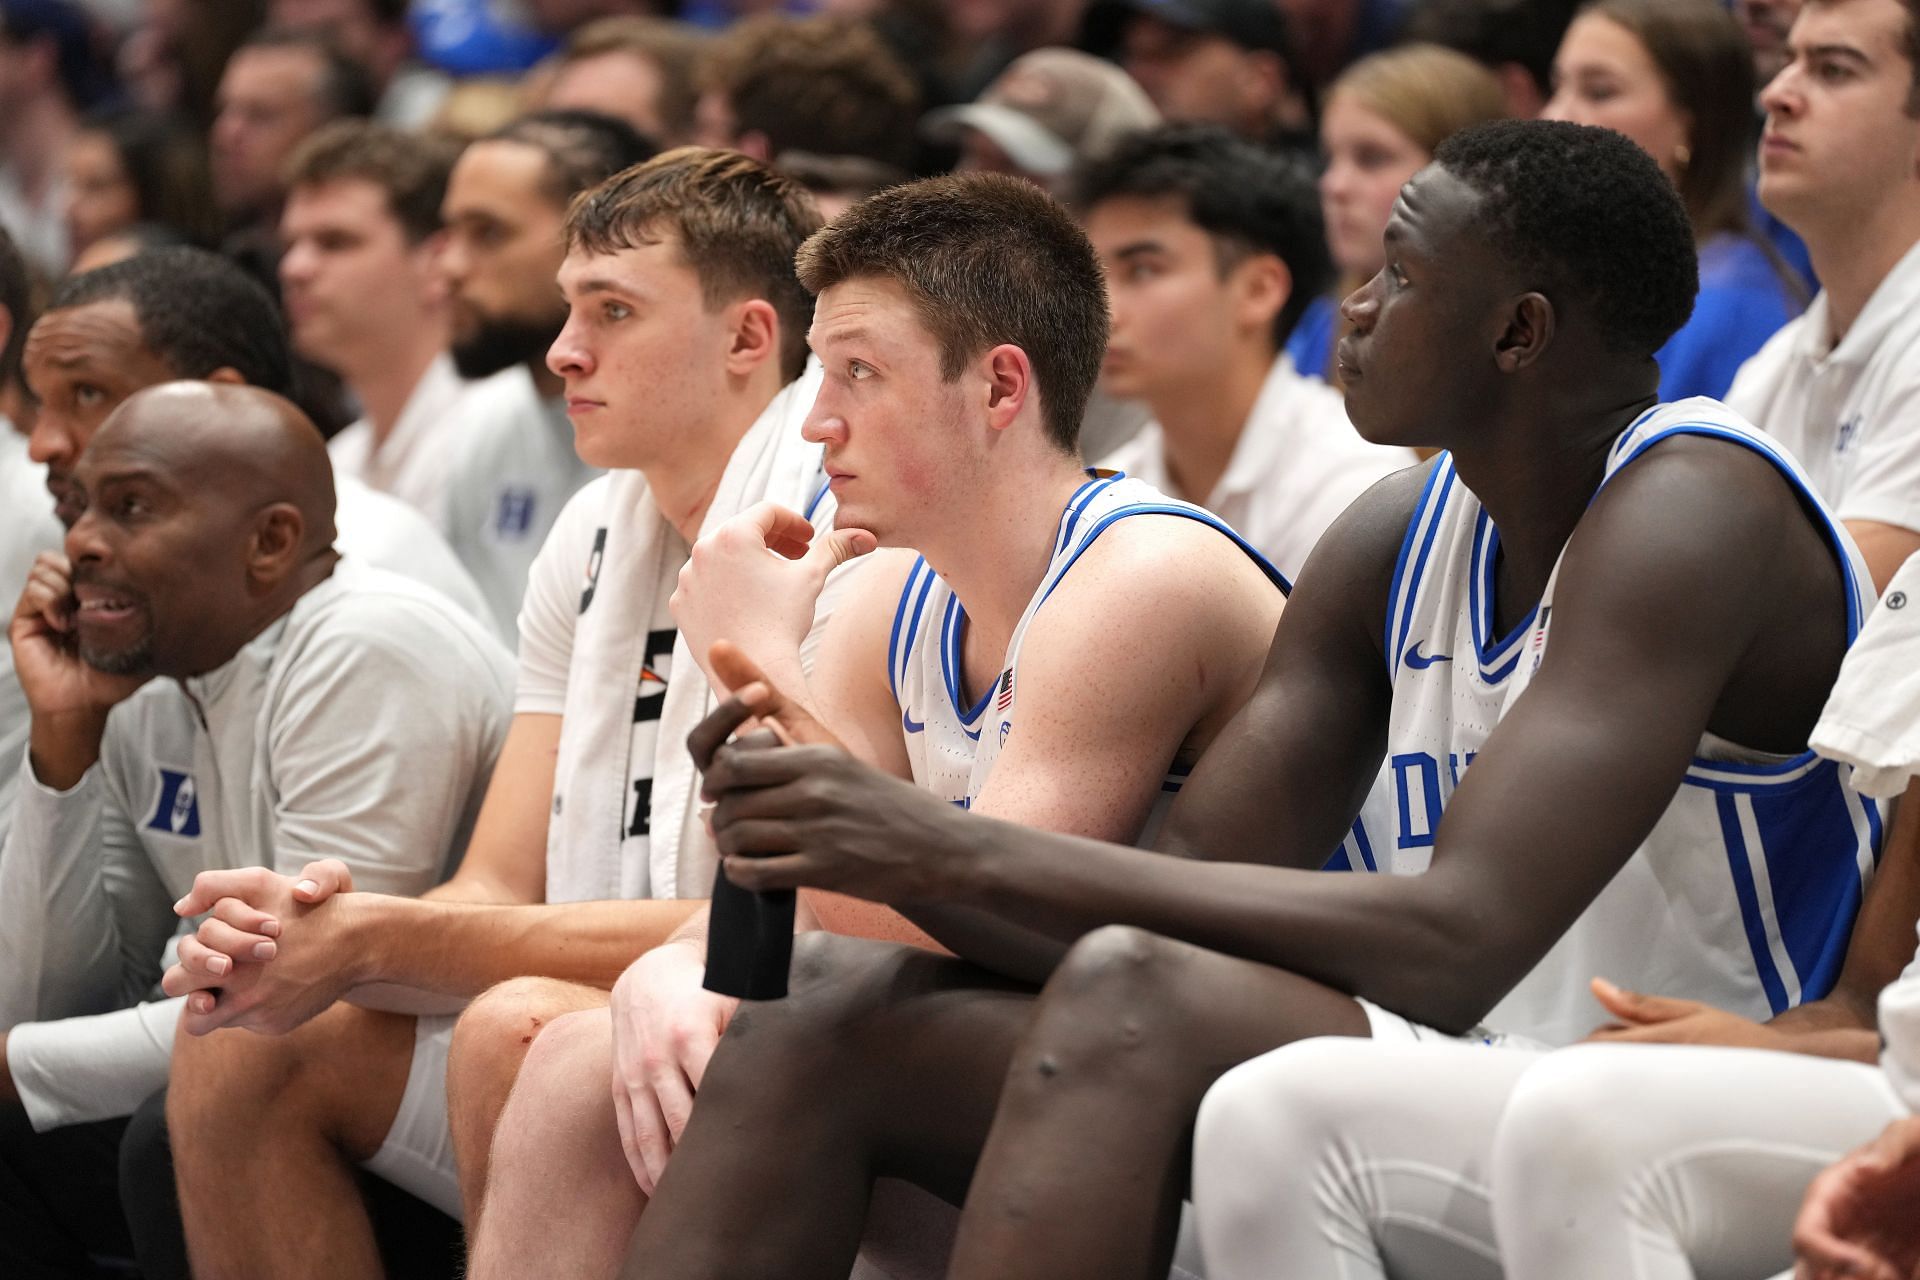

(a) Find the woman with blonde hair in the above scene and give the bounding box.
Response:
[1544,0,1806,399]
[1288,43,1507,383]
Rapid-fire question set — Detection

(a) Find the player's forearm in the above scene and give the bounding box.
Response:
[349,894,708,996]
[25,706,112,793]
[952,820,1513,1030]
[1767,993,1883,1061]
[898,902,1067,985]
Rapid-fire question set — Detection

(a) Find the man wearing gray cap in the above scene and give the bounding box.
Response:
[923,48,1160,197]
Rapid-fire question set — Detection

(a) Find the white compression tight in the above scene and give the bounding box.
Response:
[1192,1037,1906,1280]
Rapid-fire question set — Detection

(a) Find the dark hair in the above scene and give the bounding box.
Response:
[567,147,823,382]
[75,107,224,247]
[0,0,111,109]
[1435,119,1696,357]
[1400,0,1581,101]
[0,224,30,390]
[483,109,658,208]
[233,26,377,121]
[286,118,461,243]
[1075,123,1332,350]
[797,173,1109,454]
[704,15,921,171]
[52,247,295,396]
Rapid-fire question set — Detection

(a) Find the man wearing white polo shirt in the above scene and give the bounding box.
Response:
[1726,0,1920,593]
[1088,124,1414,583]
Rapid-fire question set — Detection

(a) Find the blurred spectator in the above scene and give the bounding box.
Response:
[696,14,921,174]
[119,0,268,129]
[281,120,470,524]
[946,0,1090,91]
[211,27,376,231]
[1399,0,1579,116]
[1737,0,1802,84]
[1084,124,1415,583]
[520,0,679,31]
[1276,0,1411,88]
[1289,42,1503,382]
[62,107,221,263]
[270,0,452,125]
[1543,0,1805,401]
[410,0,559,76]
[923,47,1159,197]
[1113,0,1316,147]
[539,15,705,144]
[0,0,112,275]
[429,76,535,142]
[437,109,652,641]
[0,224,61,849]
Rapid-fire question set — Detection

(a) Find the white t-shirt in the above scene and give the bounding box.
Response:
[441,367,602,644]
[1101,355,1416,585]
[327,353,472,526]
[1726,238,1920,537]
[335,473,495,635]
[0,421,64,845]
[0,562,515,1129]
[515,482,685,901]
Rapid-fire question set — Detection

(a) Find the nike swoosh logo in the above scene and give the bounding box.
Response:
[1404,644,1452,669]
[902,707,925,733]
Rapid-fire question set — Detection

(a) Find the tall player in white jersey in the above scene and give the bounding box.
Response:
[473,169,1283,1271]
[626,119,1883,1280]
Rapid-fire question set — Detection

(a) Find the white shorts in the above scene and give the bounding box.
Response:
[1355,997,1547,1051]
[360,1014,461,1218]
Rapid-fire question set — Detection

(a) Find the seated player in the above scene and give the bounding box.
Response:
[462,171,1288,1280]
[621,120,1881,1280]
[1088,124,1415,582]
[0,383,512,1277]
[141,148,844,1280]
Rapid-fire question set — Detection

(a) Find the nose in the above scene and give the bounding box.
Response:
[64,502,109,564]
[279,237,315,288]
[1539,87,1578,124]
[439,232,470,292]
[1759,60,1799,117]
[1339,274,1381,331]
[547,313,593,380]
[1319,156,1351,202]
[26,413,74,469]
[801,404,846,446]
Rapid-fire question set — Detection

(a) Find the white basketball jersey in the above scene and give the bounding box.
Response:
[1346,399,1885,1046]
[891,472,1284,824]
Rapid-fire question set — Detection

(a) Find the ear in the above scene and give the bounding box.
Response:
[723,298,780,378]
[1497,63,1546,118]
[247,502,306,589]
[0,305,13,366]
[1494,293,1555,373]
[981,344,1034,433]
[1243,49,1287,109]
[1231,253,1291,337]
[205,367,248,386]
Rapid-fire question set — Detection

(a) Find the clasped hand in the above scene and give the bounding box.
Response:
[160,858,361,1036]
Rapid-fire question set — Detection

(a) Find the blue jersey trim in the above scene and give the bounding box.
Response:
[1349,818,1378,872]
[1385,459,1451,681]
[1057,472,1123,556]
[1716,792,1792,1017]
[1037,503,1290,609]
[941,593,994,727]
[803,476,832,523]
[887,559,935,702]
[1468,511,1537,683]
[1388,464,1457,685]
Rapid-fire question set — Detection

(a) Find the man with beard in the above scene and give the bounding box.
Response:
[0,383,513,1277]
[439,110,654,641]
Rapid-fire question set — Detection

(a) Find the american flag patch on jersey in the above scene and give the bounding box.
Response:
[995,668,1014,711]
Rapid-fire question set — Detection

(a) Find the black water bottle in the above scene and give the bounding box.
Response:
[702,860,796,999]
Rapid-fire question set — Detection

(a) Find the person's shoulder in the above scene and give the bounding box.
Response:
[287,564,513,675]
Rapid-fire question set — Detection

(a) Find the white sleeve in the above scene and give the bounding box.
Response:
[514,484,602,715]
[8,996,182,1129]
[1833,376,1920,535]
[266,600,513,892]
[0,759,173,1030]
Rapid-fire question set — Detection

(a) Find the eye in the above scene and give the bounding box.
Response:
[602,301,631,322]
[74,384,105,409]
[848,360,875,381]
[1123,260,1161,284]
[115,492,148,519]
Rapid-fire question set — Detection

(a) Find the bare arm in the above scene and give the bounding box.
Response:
[1846,521,1920,598]
[708,443,1829,1031]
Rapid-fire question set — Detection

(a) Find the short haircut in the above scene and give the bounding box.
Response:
[559,16,706,141]
[1400,0,1581,101]
[566,147,823,382]
[483,109,658,209]
[797,173,1109,454]
[234,26,377,121]
[286,118,462,243]
[0,224,30,390]
[1808,0,1920,115]
[1074,123,1333,350]
[1435,119,1697,357]
[704,15,921,171]
[51,247,296,396]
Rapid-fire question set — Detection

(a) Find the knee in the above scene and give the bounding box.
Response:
[451,977,599,1091]
[167,1022,305,1128]
[491,1009,614,1151]
[1493,1046,1651,1199]
[1031,925,1185,1045]
[1195,1038,1369,1185]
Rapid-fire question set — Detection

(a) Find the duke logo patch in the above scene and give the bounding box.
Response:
[147,769,202,837]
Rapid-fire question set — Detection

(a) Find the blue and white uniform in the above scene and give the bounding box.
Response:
[889,472,1284,822]
[1351,398,1884,1046]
